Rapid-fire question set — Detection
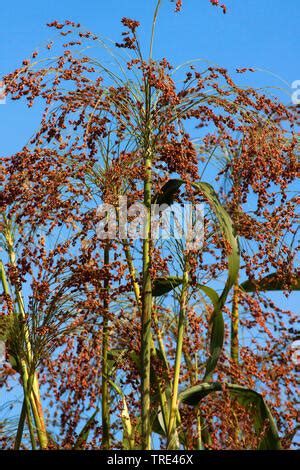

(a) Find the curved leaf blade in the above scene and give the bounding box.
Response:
[178,382,281,450]
[241,272,300,292]
[196,284,219,309]
[73,409,98,450]
[152,179,183,206]
[192,182,240,380]
[108,379,135,450]
[152,180,240,379]
[152,276,183,297]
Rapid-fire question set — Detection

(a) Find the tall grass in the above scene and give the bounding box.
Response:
[0,0,298,450]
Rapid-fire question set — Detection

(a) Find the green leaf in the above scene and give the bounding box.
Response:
[8,354,20,372]
[0,314,14,342]
[108,379,135,450]
[179,382,220,405]
[152,276,183,296]
[108,346,171,441]
[241,272,300,292]
[151,406,167,436]
[192,182,240,380]
[0,315,22,372]
[196,284,219,309]
[73,409,98,449]
[151,402,186,447]
[153,179,240,379]
[178,382,281,450]
[107,348,127,374]
[108,347,169,387]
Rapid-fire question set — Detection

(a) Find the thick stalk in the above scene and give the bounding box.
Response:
[27,371,47,448]
[123,241,170,434]
[231,204,240,366]
[231,280,239,364]
[1,260,36,449]
[141,148,153,450]
[196,410,202,450]
[2,225,48,448]
[0,260,10,295]
[230,280,240,444]
[152,304,170,374]
[167,265,189,448]
[23,398,36,450]
[194,356,203,450]
[19,362,47,448]
[123,241,142,310]
[101,244,110,449]
[21,368,37,449]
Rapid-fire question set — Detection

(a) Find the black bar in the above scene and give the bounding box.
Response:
[0,450,299,467]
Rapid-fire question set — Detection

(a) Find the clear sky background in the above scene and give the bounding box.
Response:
[1,0,299,154]
[0,0,297,299]
[0,0,299,295]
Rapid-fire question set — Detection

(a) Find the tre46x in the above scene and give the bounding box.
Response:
[151,454,194,465]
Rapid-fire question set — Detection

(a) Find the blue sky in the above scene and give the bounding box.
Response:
[0,0,298,303]
[1,0,299,144]
[1,0,299,80]
[0,1,298,284]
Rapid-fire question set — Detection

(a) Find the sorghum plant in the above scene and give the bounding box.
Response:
[0,0,299,450]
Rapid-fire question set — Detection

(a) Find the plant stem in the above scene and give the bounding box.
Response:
[0,261,29,449]
[25,397,36,450]
[149,0,162,60]
[2,223,48,448]
[0,260,35,448]
[123,241,142,310]
[102,244,110,449]
[123,240,170,436]
[167,263,189,448]
[196,410,202,450]
[0,260,10,295]
[141,149,152,450]
[231,280,239,364]
[230,280,241,444]
[28,375,48,448]
[15,366,37,449]
[22,365,47,449]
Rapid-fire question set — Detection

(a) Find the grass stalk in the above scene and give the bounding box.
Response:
[1,224,48,448]
[141,155,152,449]
[19,364,47,448]
[231,281,239,364]
[140,61,153,448]
[196,410,202,450]
[21,368,37,449]
[167,263,189,448]
[123,240,170,436]
[101,243,111,449]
